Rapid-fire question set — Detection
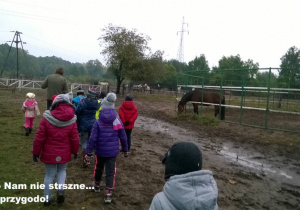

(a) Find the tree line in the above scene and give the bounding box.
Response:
[1,24,299,93]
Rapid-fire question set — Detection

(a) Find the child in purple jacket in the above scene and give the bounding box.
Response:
[85,92,128,203]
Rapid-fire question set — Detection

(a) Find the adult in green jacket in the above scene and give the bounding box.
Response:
[41,67,68,110]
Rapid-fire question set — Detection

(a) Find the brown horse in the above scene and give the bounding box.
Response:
[178,89,225,120]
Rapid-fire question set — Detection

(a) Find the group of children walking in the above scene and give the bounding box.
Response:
[25,88,138,206]
[24,89,218,209]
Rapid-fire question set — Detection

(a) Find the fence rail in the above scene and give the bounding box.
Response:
[177,68,300,133]
[0,78,108,93]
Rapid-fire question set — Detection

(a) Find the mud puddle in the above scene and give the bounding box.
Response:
[219,144,297,182]
[135,116,300,186]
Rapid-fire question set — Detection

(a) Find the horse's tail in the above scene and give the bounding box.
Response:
[220,95,225,120]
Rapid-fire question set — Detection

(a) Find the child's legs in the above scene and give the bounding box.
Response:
[24,117,31,128]
[94,156,106,182]
[93,155,97,179]
[105,157,117,188]
[29,117,35,129]
[79,131,89,150]
[56,163,67,190]
[125,129,132,151]
[44,164,57,200]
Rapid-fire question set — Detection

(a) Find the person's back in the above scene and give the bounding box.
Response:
[75,88,100,167]
[32,93,79,206]
[118,94,138,152]
[85,92,128,204]
[72,88,86,108]
[75,89,100,132]
[41,67,68,109]
[149,142,218,210]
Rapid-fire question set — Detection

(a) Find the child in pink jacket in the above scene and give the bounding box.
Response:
[21,92,40,136]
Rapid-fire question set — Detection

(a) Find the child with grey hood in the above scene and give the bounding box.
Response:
[149,142,218,210]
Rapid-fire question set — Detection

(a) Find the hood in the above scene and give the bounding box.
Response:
[50,104,76,122]
[99,108,117,124]
[23,99,36,107]
[163,170,218,210]
[121,101,135,110]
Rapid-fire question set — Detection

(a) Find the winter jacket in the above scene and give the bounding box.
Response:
[32,103,79,164]
[95,99,103,119]
[72,95,85,108]
[22,99,40,118]
[41,73,68,100]
[75,98,101,132]
[149,170,218,210]
[86,108,128,157]
[118,101,138,129]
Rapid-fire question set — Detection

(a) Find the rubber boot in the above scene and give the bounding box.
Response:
[29,128,32,134]
[57,190,65,204]
[25,127,29,136]
[104,187,113,203]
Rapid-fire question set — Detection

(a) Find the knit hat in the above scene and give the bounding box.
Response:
[125,94,133,101]
[26,92,35,99]
[77,88,84,96]
[101,92,117,109]
[52,95,58,101]
[162,142,202,180]
[87,88,97,98]
[52,93,72,106]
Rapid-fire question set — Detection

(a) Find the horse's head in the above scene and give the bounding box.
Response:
[178,101,184,114]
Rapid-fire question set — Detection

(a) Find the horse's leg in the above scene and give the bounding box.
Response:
[193,103,198,115]
[215,105,219,117]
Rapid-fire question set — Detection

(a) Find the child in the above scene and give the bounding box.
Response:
[76,88,101,167]
[32,93,79,206]
[149,142,218,210]
[72,88,85,108]
[95,91,107,119]
[85,92,128,203]
[21,92,40,136]
[118,94,138,152]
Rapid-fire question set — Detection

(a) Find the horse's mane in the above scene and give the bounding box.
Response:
[179,90,198,105]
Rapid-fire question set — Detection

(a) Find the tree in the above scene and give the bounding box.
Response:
[187,54,210,84]
[158,64,177,90]
[98,24,150,94]
[278,46,300,88]
[85,59,104,82]
[128,50,164,83]
[256,71,278,88]
[217,54,259,86]
[166,59,188,73]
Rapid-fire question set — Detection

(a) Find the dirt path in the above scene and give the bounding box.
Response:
[9,90,299,210]
[101,96,299,210]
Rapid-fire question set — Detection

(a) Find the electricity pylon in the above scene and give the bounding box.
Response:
[177,17,189,63]
[1,31,29,78]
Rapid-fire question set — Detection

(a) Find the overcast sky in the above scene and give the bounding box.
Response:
[0,0,299,69]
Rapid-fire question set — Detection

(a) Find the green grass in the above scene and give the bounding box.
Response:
[0,90,46,209]
[173,113,219,128]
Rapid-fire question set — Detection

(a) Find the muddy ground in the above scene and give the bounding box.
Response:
[57,94,300,210]
[4,87,298,210]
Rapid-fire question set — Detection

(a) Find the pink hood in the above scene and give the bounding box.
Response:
[24,99,36,107]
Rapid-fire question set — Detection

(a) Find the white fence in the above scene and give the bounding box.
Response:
[0,78,108,93]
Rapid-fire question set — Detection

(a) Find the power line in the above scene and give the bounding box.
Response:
[1,31,29,78]
[177,17,189,63]
[0,8,70,24]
